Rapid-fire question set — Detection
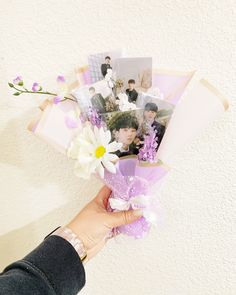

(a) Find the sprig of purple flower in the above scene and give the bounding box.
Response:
[13,76,23,86]
[80,107,105,128]
[8,75,76,103]
[138,127,158,162]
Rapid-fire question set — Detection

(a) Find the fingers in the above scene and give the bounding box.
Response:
[94,186,111,207]
[107,209,143,228]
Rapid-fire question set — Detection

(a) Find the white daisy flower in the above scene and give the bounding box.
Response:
[67,124,122,179]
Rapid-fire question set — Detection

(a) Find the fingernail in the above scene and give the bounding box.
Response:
[133,209,143,217]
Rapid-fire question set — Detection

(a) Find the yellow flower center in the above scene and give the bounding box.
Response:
[95,146,106,158]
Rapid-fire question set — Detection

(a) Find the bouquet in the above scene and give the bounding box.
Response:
[9,50,229,239]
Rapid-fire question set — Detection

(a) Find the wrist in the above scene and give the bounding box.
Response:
[66,222,90,251]
[51,226,87,264]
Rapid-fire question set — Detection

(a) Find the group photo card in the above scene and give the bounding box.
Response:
[113,57,152,103]
[72,79,116,114]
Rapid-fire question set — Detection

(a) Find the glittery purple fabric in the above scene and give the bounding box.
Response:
[80,107,105,128]
[138,127,158,162]
[103,157,168,238]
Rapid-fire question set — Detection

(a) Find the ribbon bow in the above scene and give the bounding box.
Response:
[109,194,160,225]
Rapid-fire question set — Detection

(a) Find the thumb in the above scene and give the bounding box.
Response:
[107,209,143,228]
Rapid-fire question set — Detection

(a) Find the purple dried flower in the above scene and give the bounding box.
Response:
[53,96,61,104]
[56,75,66,83]
[13,76,23,86]
[87,107,105,128]
[79,107,105,128]
[32,82,42,92]
[138,127,158,162]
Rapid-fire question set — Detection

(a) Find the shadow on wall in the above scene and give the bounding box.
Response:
[0,107,100,194]
[0,108,102,269]
[0,199,86,270]
[0,107,75,187]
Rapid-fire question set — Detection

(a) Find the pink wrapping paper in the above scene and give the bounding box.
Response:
[157,79,229,164]
[30,100,81,154]
[27,71,229,239]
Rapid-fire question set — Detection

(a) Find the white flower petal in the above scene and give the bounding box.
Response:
[86,125,97,145]
[94,126,101,144]
[102,158,116,174]
[107,141,122,153]
[98,127,105,144]
[76,137,92,147]
[106,153,119,162]
[97,163,104,178]
[104,130,111,145]
[89,158,101,172]
[77,155,94,164]
[74,162,93,179]
[67,142,80,159]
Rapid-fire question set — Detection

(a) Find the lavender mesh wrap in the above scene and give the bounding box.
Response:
[103,157,169,238]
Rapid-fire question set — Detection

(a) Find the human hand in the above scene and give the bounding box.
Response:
[66,186,143,262]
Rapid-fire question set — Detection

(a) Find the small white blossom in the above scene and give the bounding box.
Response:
[117,93,137,111]
[105,69,114,88]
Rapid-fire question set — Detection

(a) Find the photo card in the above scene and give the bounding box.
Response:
[135,92,175,156]
[101,93,172,159]
[72,79,117,114]
[113,57,152,103]
[88,49,123,83]
[101,109,143,158]
[136,92,175,127]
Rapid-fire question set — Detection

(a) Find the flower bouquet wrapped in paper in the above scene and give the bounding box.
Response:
[9,50,229,239]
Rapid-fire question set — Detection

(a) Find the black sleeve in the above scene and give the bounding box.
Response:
[0,235,86,295]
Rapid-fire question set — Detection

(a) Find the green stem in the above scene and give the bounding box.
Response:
[12,85,77,102]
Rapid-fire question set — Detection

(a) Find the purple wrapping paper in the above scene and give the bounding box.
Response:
[152,70,195,105]
[103,157,169,238]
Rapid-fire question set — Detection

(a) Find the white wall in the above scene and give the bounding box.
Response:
[0,1,235,294]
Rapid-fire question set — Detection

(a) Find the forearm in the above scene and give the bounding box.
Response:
[0,235,86,295]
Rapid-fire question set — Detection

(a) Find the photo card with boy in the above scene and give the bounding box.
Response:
[113,57,152,104]
[136,92,175,128]
[72,79,118,114]
[101,109,143,158]
[101,97,171,159]
[88,49,123,83]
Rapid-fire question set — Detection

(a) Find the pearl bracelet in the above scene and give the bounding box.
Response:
[51,226,87,263]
